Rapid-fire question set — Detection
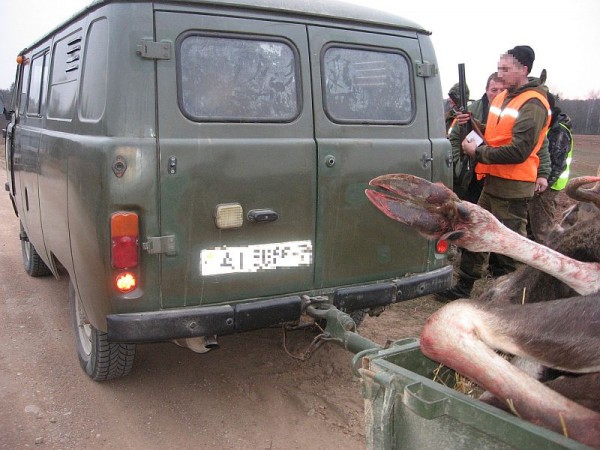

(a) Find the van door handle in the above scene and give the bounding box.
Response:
[247,209,278,223]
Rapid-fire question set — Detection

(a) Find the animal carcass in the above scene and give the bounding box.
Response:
[365,173,600,448]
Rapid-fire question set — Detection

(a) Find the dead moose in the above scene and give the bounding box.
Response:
[365,172,600,448]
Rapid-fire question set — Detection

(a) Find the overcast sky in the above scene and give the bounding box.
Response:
[1,0,599,100]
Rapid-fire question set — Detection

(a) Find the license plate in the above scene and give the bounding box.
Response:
[200,240,312,276]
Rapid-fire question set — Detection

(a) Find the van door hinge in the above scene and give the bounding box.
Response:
[416,62,436,78]
[136,40,172,60]
[421,153,434,169]
[143,235,177,255]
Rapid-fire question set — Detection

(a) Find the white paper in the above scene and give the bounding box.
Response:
[466,130,483,146]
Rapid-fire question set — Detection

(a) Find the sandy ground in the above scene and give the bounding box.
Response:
[0,136,597,449]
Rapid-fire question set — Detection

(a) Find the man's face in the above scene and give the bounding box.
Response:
[486,79,504,102]
[497,55,526,92]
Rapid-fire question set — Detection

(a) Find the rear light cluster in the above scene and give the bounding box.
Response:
[435,238,450,255]
[111,212,139,293]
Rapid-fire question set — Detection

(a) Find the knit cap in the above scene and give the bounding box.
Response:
[507,45,535,74]
[448,83,470,101]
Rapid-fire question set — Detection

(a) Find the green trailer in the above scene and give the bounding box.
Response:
[307,302,589,449]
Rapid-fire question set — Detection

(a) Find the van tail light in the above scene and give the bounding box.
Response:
[435,238,449,255]
[115,272,137,293]
[111,212,139,269]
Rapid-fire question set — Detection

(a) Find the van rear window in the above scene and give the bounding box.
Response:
[323,46,413,124]
[178,34,300,122]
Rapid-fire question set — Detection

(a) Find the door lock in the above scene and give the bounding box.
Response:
[168,156,177,174]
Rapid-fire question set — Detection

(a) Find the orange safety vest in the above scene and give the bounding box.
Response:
[447,116,458,137]
[476,90,551,182]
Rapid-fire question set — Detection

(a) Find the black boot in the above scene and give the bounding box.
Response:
[434,276,475,301]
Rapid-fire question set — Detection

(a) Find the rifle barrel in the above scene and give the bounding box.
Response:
[457,63,471,134]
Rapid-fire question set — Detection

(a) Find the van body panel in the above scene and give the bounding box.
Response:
[416,33,453,189]
[307,26,433,287]
[155,12,316,307]
[14,127,46,258]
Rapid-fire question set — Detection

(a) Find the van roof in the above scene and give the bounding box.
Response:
[163,0,429,32]
[21,0,429,53]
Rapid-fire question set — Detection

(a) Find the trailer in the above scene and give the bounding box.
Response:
[305,300,589,449]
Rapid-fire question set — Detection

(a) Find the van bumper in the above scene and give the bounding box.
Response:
[107,265,453,343]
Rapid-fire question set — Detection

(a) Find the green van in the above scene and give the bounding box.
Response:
[3,0,452,380]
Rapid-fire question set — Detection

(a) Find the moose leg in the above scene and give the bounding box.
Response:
[480,365,600,415]
[420,297,600,447]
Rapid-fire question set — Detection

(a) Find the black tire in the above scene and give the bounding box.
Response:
[20,223,52,277]
[69,281,136,381]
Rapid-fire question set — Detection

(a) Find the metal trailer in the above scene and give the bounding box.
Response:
[306,301,589,450]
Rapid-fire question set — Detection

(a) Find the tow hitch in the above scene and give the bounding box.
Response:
[302,295,381,355]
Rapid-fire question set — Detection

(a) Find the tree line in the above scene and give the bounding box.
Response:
[2,86,599,135]
[559,98,600,135]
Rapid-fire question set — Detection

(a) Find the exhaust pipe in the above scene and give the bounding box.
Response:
[172,335,219,353]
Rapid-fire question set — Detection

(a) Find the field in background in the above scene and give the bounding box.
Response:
[571,134,600,177]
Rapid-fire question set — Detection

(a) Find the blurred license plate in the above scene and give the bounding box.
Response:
[201,240,312,276]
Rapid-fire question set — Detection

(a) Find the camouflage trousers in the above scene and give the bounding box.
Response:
[458,190,530,280]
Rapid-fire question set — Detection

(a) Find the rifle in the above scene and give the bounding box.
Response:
[453,64,477,199]
[455,63,486,143]
[457,63,471,142]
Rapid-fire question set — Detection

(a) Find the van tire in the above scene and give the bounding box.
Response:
[69,281,136,381]
[20,223,52,277]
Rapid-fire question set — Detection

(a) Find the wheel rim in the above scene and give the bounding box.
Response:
[23,239,32,264]
[75,294,93,357]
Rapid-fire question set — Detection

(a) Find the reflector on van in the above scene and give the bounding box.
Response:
[214,203,243,229]
[111,212,139,269]
[436,238,449,254]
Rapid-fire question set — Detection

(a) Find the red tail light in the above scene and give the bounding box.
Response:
[436,238,449,254]
[111,212,139,269]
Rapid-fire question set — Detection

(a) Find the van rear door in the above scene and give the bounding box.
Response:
[308,27,433,288]
[155,12,315,308]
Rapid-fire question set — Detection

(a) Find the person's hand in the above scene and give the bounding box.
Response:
[535,177,548,193]
[456,112,471,125]
[462,137,478,158]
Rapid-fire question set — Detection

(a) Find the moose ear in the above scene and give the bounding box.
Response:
[440,230,464,242]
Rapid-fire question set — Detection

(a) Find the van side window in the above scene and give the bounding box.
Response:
[48,31,83,121]
[18,59,31,116]
[41,53,50,114]
[322,46,413,124]
[27,52,49,116]
[177,34,300,122]
[80,18,108,121]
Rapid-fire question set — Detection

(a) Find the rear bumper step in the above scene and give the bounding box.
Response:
[107,296,302,343]
[334,265,453,312]
[107,265,453,343]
